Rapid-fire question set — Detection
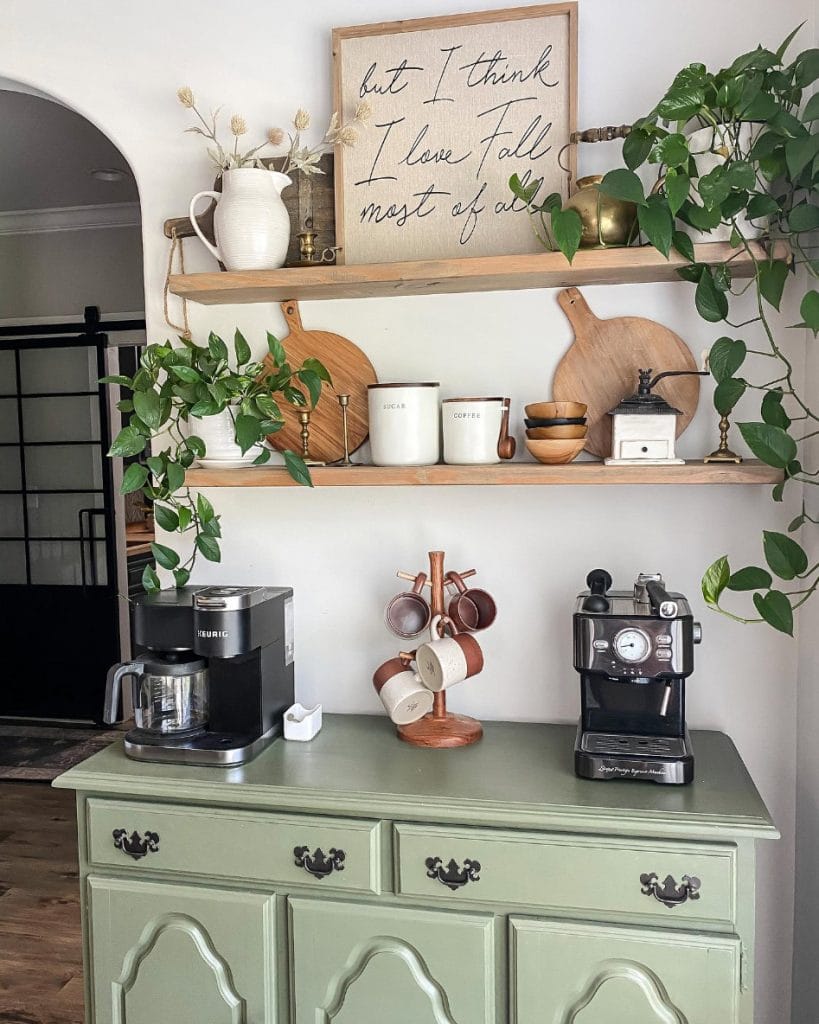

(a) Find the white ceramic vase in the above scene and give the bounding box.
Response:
[190,168,292,271]
[189,407,257,465]
[686,123,766,244]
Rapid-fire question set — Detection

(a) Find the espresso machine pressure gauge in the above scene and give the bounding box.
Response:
[613,627,651,663]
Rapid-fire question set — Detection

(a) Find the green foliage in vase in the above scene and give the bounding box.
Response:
[102,329,331,592]
[512,27,819,634]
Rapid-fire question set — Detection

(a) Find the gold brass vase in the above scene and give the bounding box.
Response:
[564,174,638,248]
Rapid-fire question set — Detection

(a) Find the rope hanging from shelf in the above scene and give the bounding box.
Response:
[163,227,191,340]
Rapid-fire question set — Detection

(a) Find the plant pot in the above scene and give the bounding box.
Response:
[685,122,767,244]
[189,408,258,465]
[189,168,292,271]
[565,174,638,248]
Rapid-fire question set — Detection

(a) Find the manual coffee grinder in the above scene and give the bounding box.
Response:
[573,569,702,784]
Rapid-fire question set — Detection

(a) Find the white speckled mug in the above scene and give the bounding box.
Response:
[372,656,433,725]
[415,615,484,692]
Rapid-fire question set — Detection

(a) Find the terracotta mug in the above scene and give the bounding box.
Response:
[385,572,431,639]
[372,655,433,725]
[446,571,497,632]
[415,615,484,692]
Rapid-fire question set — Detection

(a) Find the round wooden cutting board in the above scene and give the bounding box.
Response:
[552,288,700,458]
[262,300,377,463]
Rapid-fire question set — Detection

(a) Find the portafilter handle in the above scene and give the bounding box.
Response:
[103,661,145,724]
[645,580,678,619]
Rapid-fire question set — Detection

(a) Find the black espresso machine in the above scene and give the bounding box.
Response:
[573,569,701,785]
[104,585,294,765]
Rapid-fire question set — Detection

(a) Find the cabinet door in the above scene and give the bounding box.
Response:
[511,917,741,1024]
[88,876,276,1024]
[289,896,497,1024]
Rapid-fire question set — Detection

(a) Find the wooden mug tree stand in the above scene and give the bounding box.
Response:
[396,550,483,749]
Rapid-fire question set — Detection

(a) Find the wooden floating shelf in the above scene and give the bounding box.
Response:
[184,460,780,488]
[170,241,781,305]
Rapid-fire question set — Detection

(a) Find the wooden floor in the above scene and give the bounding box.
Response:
[0,783,83,1024]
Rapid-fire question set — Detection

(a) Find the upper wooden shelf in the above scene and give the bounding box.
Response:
[184,461,779,488]
[170,241,777,305]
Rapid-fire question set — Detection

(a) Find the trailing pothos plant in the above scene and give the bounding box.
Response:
[511,27,819,635]
[102,329,331,592]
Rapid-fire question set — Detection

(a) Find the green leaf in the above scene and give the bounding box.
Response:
[255,394,281,420]
[753,590,794,635]
[99,374,133,387]
[776,22,804,61]
[761,390,791,429]
[170,364,201,384]
[672,230,696,263]
[788,202,819,232]
[598,168,646,206]
[657,88,705,121]
[702,555,730,607]
[746,193,780,220]
[695,269,729,322]
[508,172,540,203]
[623,128,653,170]
[195,533,221,562]
[165,460,185,492]
[795,47,819,87]
[757,260,789,311]
[153,504,179,532]
[208,331,228,362]
[172,568,191,588]
[637,195,673,257]
[297,368,323,409]
[654,133,689,168]
[233,329,251,367]
[141,563,161,594]
[763,530,809,579]
[150,541,180,571]
[803,91,819,121]
[196,492,215,523]
[772,480,786,502]
[738,421,797,468]
[800,290,819,335]
[266,331,286,367]
[178,506,192,531]
[253,448,272,465]
[120,462,149,494]
[698,165,732,209]
[302,357,333,385]
[785,133,819,178]
[683,201,722,232]
[108,426,146,458]
[202,517,222,538]
[133,389,162,431]
[714,377,746,415]
[146,455,165,477]
[664,169,690,217]
[789,514,806,532]
[727,566,773,591]
[709,338,746,383]
[185,435,206,458]
[282,450,313,487]
[551,206,583,263]
[234,413,262,455]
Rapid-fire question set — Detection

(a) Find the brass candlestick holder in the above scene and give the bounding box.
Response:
[394,550,483,749]
[704,413,743,464]
[298,409,325,466]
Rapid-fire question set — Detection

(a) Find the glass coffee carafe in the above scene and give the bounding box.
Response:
[103,652,209,736]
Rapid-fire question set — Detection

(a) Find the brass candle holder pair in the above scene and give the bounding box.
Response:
[298,393,355,467]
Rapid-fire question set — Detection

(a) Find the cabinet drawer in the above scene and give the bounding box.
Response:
[395,823,735,924]
[88,798,383,893]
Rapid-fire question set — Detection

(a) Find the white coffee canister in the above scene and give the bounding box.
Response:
[442,397,505,465]
[367,383,440,466]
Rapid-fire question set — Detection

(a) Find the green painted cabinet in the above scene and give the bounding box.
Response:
[55,716,777,1024]
[87,876,276,1024]
[511,917,741,1023]
[289,897,497,1023]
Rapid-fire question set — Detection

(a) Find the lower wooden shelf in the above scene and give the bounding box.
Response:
[184,460,779,487]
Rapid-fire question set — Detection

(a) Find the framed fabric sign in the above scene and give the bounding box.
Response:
[332,3,577,265]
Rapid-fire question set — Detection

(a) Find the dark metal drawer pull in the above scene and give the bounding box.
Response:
[294,846,346,878]
[112,829,160,861]
[425,856,481,891]
[640,872,701,908]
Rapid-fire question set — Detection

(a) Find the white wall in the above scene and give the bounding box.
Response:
[0,2,813,1021]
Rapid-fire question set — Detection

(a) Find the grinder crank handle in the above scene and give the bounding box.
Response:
[646,580,678,619]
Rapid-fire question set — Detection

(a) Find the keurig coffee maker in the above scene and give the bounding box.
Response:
[104,585,294,765]
[573,569,701,784]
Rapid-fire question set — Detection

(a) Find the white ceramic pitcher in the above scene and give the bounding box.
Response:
[189,168,292,271]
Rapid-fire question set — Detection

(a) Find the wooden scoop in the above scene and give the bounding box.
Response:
[497,398,516,459]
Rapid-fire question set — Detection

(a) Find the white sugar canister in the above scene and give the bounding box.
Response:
[367,383,441,466]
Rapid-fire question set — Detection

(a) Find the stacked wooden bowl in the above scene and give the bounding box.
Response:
[524,402,588,465]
